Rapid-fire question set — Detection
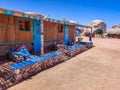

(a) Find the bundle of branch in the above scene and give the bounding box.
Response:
[0,64,16,89]
[9,54,25,63]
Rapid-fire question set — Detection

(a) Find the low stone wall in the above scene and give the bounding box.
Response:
[13,53,65,81]
[0,40,62,58]
[79,42,93,48]
[57,43,93,57]
[57,45,86,57]
[0,39,75,58]
[0,43,93,89]
[44,40,64,53]
[66,45,86,57]
[0,44,33,57]
[0,52,65,89]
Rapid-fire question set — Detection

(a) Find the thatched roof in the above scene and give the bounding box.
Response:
[87,20,105,26]
[84,20,106,35]
[91,20,104,23]
[108,24,120,35]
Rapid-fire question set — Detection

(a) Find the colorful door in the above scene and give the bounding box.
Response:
[64,25,69,45]
[33,20,41,53]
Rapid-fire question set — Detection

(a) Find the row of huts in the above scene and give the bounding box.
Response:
[83,20,120,39]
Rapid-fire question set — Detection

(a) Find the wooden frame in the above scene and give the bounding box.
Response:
[17,17,33,32]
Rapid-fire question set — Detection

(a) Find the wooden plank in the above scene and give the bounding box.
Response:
[0,14,10,43]
[69,26,75,40]
[8,16,15,42]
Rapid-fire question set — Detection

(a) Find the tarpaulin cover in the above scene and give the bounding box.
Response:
[11,51,62,70]
[11,47,30,57]
[16,44,28,51]
[74,28,81,36]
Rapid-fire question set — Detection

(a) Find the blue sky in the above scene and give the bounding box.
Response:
[0,0,120,30]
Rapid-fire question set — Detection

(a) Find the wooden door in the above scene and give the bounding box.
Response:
[33,20,41,53]
[64,25,69,45]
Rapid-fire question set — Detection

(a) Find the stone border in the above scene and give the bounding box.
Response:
[0,52,65,89]
[0,43,93,89]
[13,53,65,82]
[66,45,86,57]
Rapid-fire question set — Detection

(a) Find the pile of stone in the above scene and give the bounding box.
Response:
[9,54,26,63]
[9,44,31,63]
[0,70,16,89]
[0,62,16,89]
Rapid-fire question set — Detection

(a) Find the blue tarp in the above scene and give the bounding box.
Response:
[74,28,81,36]
[10,47,30,57]
[11,51,62,70]
[67,42,93,51]
[10,42,92,70]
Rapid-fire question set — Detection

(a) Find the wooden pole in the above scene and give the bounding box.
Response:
[90,27,92,42]
[40,20,44,55]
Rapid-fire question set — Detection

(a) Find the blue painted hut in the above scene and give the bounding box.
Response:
[0,8,79,56]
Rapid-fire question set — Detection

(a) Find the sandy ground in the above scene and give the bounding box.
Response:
[8,38,120,90]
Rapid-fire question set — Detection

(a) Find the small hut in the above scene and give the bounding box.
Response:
[0,8,94,89]
[108,24,120,38]
[83,20,106,37]
[0,8,79,57]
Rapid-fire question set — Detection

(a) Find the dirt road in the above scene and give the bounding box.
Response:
[8,38,120,90]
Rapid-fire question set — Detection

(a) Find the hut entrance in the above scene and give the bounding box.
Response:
[94,29,103,38]
[64,25,69,45]
[33,20,41,53]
